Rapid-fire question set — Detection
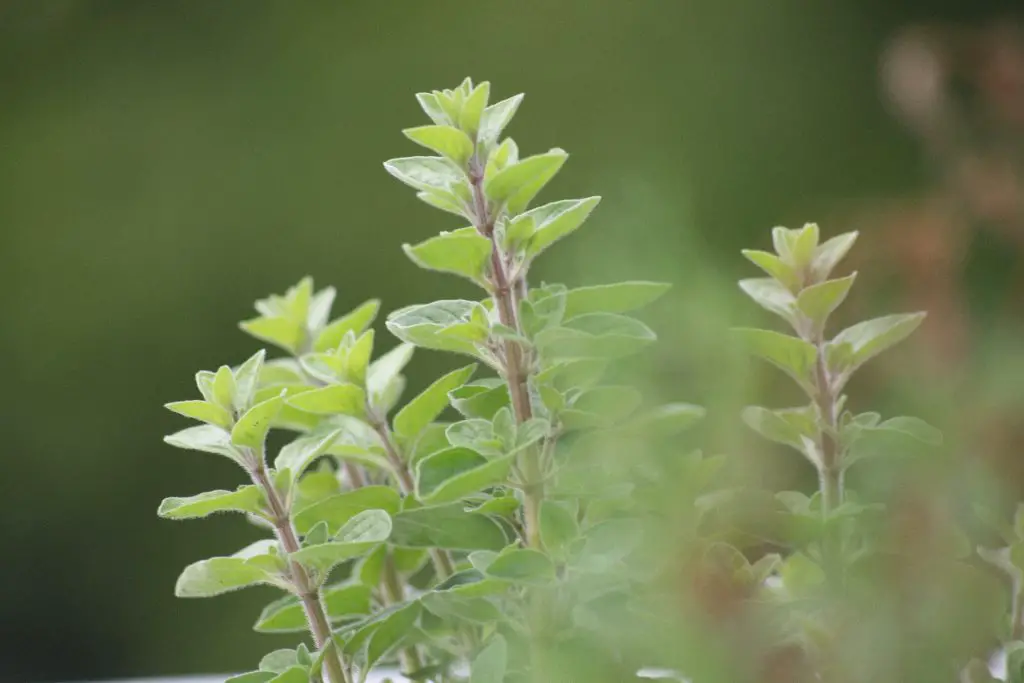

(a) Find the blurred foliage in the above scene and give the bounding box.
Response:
[0,1,1022,682]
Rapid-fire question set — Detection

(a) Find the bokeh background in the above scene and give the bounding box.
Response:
[1,1,1023,681]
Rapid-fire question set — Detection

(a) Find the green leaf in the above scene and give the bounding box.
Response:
[267,667,307,683]
[415,92,451,126]
[366,342,415,412]
[732,328,817,390]
[416,187,469,218]
[536,313,656,360]
[290,510,393,573]
[233,349,267,414]
[449,380,511,420]
[478,93,523,144]
[274,429,343,476]
[394,364,477,441]
[524,196,601,260]
[738,278,797,323]
[386,300,491,360]
[158,486,264,520]
[314,299,381,353]
[402,228,492,285]
[742,405,818,463]
[416,448,515,504]
[459,81,490,135]
[829,313,926,377]
[484,150,567,211]
[540,501,578,559]
[294,486,402,535]
[470,634,507,683]
[260,649,299,673]
[255,583,373,633]
[240,317,304,356]
[365,601,422,672]
[796,273,856,329]
[403,125,474,165]
[874,416,943,445]
[287,384,366,418]
[232,393,285,448]
[811,231,858,281]
[446,419,504,457]
[562,281,670,320]
[384,156,464,193]
[212,365,237,411]
[741,249,800,291]
[420,590,502,624]
[484,548,556,585]
[561,385,642,430]
[165,400,233,430]
[174,552,282,598]
[225,672,275,683]
[391,503,508,551]
[618,403,706,437]
[164,424,243,464]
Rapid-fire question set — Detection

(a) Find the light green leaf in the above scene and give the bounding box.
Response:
[395,364,478,441]
[386,300,491,360]
[829,313,926,376]
[212,365,236,411]
[811,231,858,281]
[233,349,267,414]
[274,429,343,476]
[446,419,504,457]
[365,601,422,672]
[562,281,670,320]
[391,503,508,550]
[618,403,706,436]
[314,299,381,353]
[434,568,509,597]
[225,672,274,683]
[416,449,515,504]
[158,486,264,520]
[403,125,474,165]
[165,400,233,430]
[449,380,511,420]
[384,156,464,192]
[478,93,523,144]
[484,150,567,211]
[470,634,507,683]
[535,313,656,360]
[164,424,243,464]
[742,406,818,464]
[484,548,556,585]
[415,92,450,126]
[267,667,307,683]
[416,187,468,217]
[561,385,642,430]
[420,590,502,624]
[174,555,281,598]
[255,583,373,633]
[240,317,304,355]
[738,278,797,323]
[367,342,415,412]
[287,384,366,418]
[796,273,856,329]
[874,416,943,445]
[459,81,490,135]
[232,393,285,448]
[540,501,578,559]
[294,486,402,535]
[402,228,492,285]
[741,249,800,291]
[260,649,299,673]
[524,196,601,260]
[733,327,817,390]
[290,510,393,573]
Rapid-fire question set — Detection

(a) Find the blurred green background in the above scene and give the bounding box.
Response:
[1,1,1022,681]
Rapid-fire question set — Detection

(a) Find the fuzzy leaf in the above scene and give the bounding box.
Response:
[485,150,568,213]
[796,273,856,329]
[478,94,523,144]
[287,384,366,418]
[387,300,490,360]
[741,249,800,291]
[811,231,858,281]
[470,634,507,683]
[274,429,343,476]
[829,313,926,376]
[231,393,285,448]
[158,486,264,520]
[484,548,556,585]
[290,510,392,573]
[314,299,381,353]
[164,424,243,464]
[394,364,477,441]
[240,317,305,356]
[165,400,233,429]
[233,349,267,414]
[733,328,817,390]
[365,601,422,672]
[540,501,579,559]
[384,156,464,193]
[255,583,372,633]
[294,486,402,536]
[175,553,281,598]
[403,228,492,285]
[536,313,656,360]
[416,448,515,504]
[738,278,797,323]
[562,281,670,320]
[391,503,507,550]
[524,196,601,260]
[403,125,474,165]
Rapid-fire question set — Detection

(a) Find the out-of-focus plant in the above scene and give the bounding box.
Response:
[157,79,1012,683]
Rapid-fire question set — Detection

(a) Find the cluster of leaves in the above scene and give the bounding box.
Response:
[160,80,1019,683]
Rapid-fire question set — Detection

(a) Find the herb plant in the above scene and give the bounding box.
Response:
[159,80,1009,683]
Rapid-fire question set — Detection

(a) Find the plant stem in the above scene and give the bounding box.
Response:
[248,460,349,683]
[382,551,425,674]
[467,161,544,550]
[811,336,844,582]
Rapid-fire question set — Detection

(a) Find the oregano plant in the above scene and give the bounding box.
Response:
[160,79,1003,683]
